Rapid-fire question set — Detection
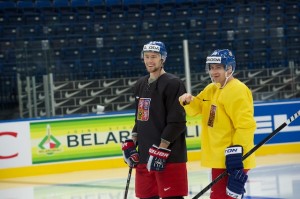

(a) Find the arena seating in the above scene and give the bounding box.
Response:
[0,0,299,118]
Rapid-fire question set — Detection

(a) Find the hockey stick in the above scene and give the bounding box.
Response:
[124,167,133,199]
[192,109,300,199]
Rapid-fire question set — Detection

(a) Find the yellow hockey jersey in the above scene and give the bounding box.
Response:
[184,78,256,169]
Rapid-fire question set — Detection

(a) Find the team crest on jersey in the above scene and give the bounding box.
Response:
[137,98,151,121]
[208,104,217,127]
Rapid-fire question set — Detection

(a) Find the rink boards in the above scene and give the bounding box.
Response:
[0,99,299,178]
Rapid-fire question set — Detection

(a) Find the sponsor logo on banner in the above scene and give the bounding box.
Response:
[0,132,18,159]
[66,107,82,114]
[54,99,70,107]
[103,80,119,88]
[259,77,275,85]
[261,93,276,101]
[78,81,94,89]
[248,71,263,78]
[0,122,32,169]
[53,82,69,91]
[37,125,62,155]
[65,90,81,98]
[272,84,287,92]
[91,89,106,97]
[79,98,95,106]
[128,79,137,86]
[255,113,300,135]
[117,103,133,111]
[115,87,131,95]
[254,100,300,144]
[271,69,286,76]
[104,96,120,104]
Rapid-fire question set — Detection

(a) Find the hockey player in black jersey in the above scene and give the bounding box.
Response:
[122,41,188,199]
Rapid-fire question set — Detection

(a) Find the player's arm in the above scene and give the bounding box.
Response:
[225,86,256,147]
[161,79,187,143]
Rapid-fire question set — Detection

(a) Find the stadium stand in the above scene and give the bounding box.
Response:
[0,0,299,120]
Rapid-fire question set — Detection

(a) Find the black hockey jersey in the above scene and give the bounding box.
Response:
[132,73,188,163]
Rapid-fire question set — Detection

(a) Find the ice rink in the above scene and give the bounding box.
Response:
[1,154,299,199]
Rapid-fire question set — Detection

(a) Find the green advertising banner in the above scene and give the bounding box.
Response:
[30,113,202,164]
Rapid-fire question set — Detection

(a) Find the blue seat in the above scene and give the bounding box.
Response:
[124,1,142,18]
[0,1,15,9]
[285,25,299,37]
[71,0,87,7]
[54,0,73,14]
[53,0,69,7]
[286,46,300,59]
[17,1,34,8]
[0,1,16,14]
[110,6,125,21]
[35,0,54,13]
[126,9,142,21]
[20,25,42,38]
[286,35,300,48]
[124,0,141,6]
[285,2,299,14]
[159,0,175,6]
[285,14,299,26]
[88,0,105,7]
[35,0,52,8]
[159,4,175,20]
[141,0,159,4]
[253,3,268,15]
[71,0,90,13]
[106,0,123,7]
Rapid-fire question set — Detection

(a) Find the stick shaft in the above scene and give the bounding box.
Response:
[124,167,132,199]
[192,110,300,199]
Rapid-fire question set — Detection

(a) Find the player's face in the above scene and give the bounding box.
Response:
[143,52,163,73]
[208,63,226,85]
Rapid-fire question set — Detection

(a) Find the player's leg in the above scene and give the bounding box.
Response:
[135,164,159,198]
[156,163,188,198]
[211,168,249,199]
[210,168,228,199]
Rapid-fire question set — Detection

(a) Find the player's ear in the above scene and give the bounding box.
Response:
[227,66,233,72]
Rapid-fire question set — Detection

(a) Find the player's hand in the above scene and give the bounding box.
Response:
[178,93,193,105]
[147,144,171,172]
[225,145,244,174]
[122,139,139,168]
[226,170,248,199]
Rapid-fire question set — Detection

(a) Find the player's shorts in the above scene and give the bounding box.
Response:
[135,163,188,198]
[210,168,249,199]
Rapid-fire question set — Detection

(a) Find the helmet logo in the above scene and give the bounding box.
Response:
[143,44,160,52]
[206,56,222,63]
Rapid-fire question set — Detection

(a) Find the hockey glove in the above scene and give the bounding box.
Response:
[225,145,244,174]
[226,170,248,199]
[122,139,139,168]
[147,144,171,172]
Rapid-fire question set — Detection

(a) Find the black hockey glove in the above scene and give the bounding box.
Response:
[226,170,248,199]
[225,145,244,174]
[147,144,171,172]
[122,139,139,168]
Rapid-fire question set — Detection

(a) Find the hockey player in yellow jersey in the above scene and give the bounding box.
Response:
[179,49,256,199]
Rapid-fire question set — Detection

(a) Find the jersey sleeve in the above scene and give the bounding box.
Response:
[161,78,187,143]
[224,82,256,146]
